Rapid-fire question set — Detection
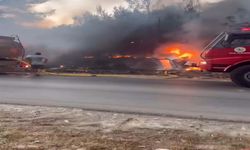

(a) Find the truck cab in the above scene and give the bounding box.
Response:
[201,30,250,87]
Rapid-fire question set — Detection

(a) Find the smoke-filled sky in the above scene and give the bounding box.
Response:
[0,0,219,28]
[0,0,242,60]
[0,0,128,46]
[0,0,220,28]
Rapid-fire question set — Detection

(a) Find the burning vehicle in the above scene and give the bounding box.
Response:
[0,36,30,73]
[155,44,201,73]
[52,44,202,75]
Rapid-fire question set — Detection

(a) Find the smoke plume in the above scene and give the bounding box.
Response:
[3,0,250,67]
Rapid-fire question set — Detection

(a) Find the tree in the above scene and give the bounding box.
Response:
[96,6,111,19]
[126,0,152,13]
[144,0,151,14]
[183,0,201,16]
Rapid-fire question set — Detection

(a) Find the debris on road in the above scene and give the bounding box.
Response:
[1,104,250,150]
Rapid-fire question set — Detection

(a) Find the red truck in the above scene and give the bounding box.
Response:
[201,28,250,87]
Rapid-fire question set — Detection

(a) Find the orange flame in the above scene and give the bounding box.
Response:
[112,55,132,59]
[185,67,201,71]
[155,43,201,70]
[170,49,181,55]
[168,47,194,60]
[159,60,171,70]
[179,53,193,59]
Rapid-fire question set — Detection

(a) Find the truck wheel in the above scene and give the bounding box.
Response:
[230,65,250,88]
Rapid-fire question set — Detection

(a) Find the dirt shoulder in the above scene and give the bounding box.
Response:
[1,104,250,150]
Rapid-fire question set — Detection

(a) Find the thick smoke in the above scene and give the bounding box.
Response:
[152,0,250,60]
[183,0,250,45]
[53,0,188,66]
[3,0,250,67]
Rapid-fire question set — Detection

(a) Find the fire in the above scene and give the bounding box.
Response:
[185,67,201,71]
[112,55,132,59]
[167,46,197,60]
[170,49,181,55]
[159,60,171,70]
[179,53,193,59]
[155,43,201,70]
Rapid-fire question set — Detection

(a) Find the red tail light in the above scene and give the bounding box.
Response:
[20,61,31,69]
[241,27,250,32]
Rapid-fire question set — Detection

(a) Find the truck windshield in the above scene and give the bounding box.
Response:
[203,32,227,51]
[201,32,227,59]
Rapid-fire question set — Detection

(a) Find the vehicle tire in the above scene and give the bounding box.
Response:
[230,65,250,88]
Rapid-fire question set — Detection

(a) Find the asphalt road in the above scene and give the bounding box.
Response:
[0,75,250,121]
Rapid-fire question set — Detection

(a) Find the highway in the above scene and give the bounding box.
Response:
[0,75,250,121]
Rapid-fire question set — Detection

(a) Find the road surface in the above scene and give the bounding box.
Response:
[0,75,250,121]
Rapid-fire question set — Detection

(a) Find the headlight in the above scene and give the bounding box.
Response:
[200,61,207,65]
[25,64,31,68]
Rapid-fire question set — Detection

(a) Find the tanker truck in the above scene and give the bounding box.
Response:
[0,35,30,73]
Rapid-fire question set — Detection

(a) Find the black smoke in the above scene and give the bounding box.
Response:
[32,0,250,67]
[52,1,189,67]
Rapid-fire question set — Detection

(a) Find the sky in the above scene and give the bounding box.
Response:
[0,0,128,29]
[0,0,222,49]
[0,0,221,29]
[0,0,129,49]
